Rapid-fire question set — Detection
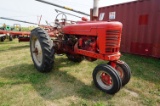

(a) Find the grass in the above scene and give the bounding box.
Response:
[0,39,160,106]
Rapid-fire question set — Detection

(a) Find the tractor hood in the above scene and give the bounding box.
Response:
[62,21,122,36]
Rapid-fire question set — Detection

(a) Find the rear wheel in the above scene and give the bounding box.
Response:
[0,37,5,42]
[9,35,13,41]
[66,54,83,62]
[30,27,54,73]
[92,64,122,94]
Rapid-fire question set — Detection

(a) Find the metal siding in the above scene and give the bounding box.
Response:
[97,0,160,58]
[152,0,160,57]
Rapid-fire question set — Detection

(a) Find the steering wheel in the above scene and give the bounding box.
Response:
[55,13,67,23]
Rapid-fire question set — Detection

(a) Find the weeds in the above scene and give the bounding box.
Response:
[0,40,160,106]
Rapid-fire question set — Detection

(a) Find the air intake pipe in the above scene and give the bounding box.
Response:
[93,0,100,20]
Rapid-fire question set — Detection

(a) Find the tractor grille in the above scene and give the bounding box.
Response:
[105,30,121,53]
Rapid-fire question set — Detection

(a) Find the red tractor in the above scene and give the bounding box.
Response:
[30,0,131,94]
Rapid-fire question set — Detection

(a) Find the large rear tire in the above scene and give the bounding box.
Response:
[66,54,83,62]
[30,27,54,73]
[92,64,122,94]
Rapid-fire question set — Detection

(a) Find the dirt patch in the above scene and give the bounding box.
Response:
[124,89,139,97]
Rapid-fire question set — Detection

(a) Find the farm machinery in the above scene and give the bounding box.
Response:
[30,0,131,94]
[0,17,55,42]
[0,22,28,42]
[0,23,14,42]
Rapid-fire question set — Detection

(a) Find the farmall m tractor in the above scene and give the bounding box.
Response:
[30,0,131,94]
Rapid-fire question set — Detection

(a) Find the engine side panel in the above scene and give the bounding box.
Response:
[61,21,122,60]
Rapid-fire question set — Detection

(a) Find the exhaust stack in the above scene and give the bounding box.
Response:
[93,0,99,20]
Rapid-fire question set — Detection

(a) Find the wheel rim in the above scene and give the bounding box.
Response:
[31,37,43,66]
[96,71,113,90]
[115,65,124,80]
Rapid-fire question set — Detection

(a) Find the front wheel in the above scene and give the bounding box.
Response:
[92,64,122,94]
[115,60,131,86]
[108,60,131,86]
[30,27,54,73]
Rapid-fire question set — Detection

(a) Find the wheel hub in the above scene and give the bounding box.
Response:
[101,72,112,85]
[33,48,38,55]
[32,38,43,66]
[96,71,113,90]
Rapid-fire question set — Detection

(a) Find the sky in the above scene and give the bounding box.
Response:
[0,0,136,26]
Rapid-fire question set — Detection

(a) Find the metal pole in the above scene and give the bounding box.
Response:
[38,15,42,25]
[0,17,38,25]
[35,0,90,16]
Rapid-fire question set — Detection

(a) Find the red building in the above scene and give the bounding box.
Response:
[92,0,160,58]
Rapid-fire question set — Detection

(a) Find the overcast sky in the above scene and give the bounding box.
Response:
[0,0,136,26]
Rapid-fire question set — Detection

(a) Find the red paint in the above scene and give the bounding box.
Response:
[101,73,112,85]
[0,30,30,36]
[91,0,160,58]
[0,29,55,42]
[139,14,148,25]
[110,61,117,68]
[81,17,88,21]
[63,21,122,61]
